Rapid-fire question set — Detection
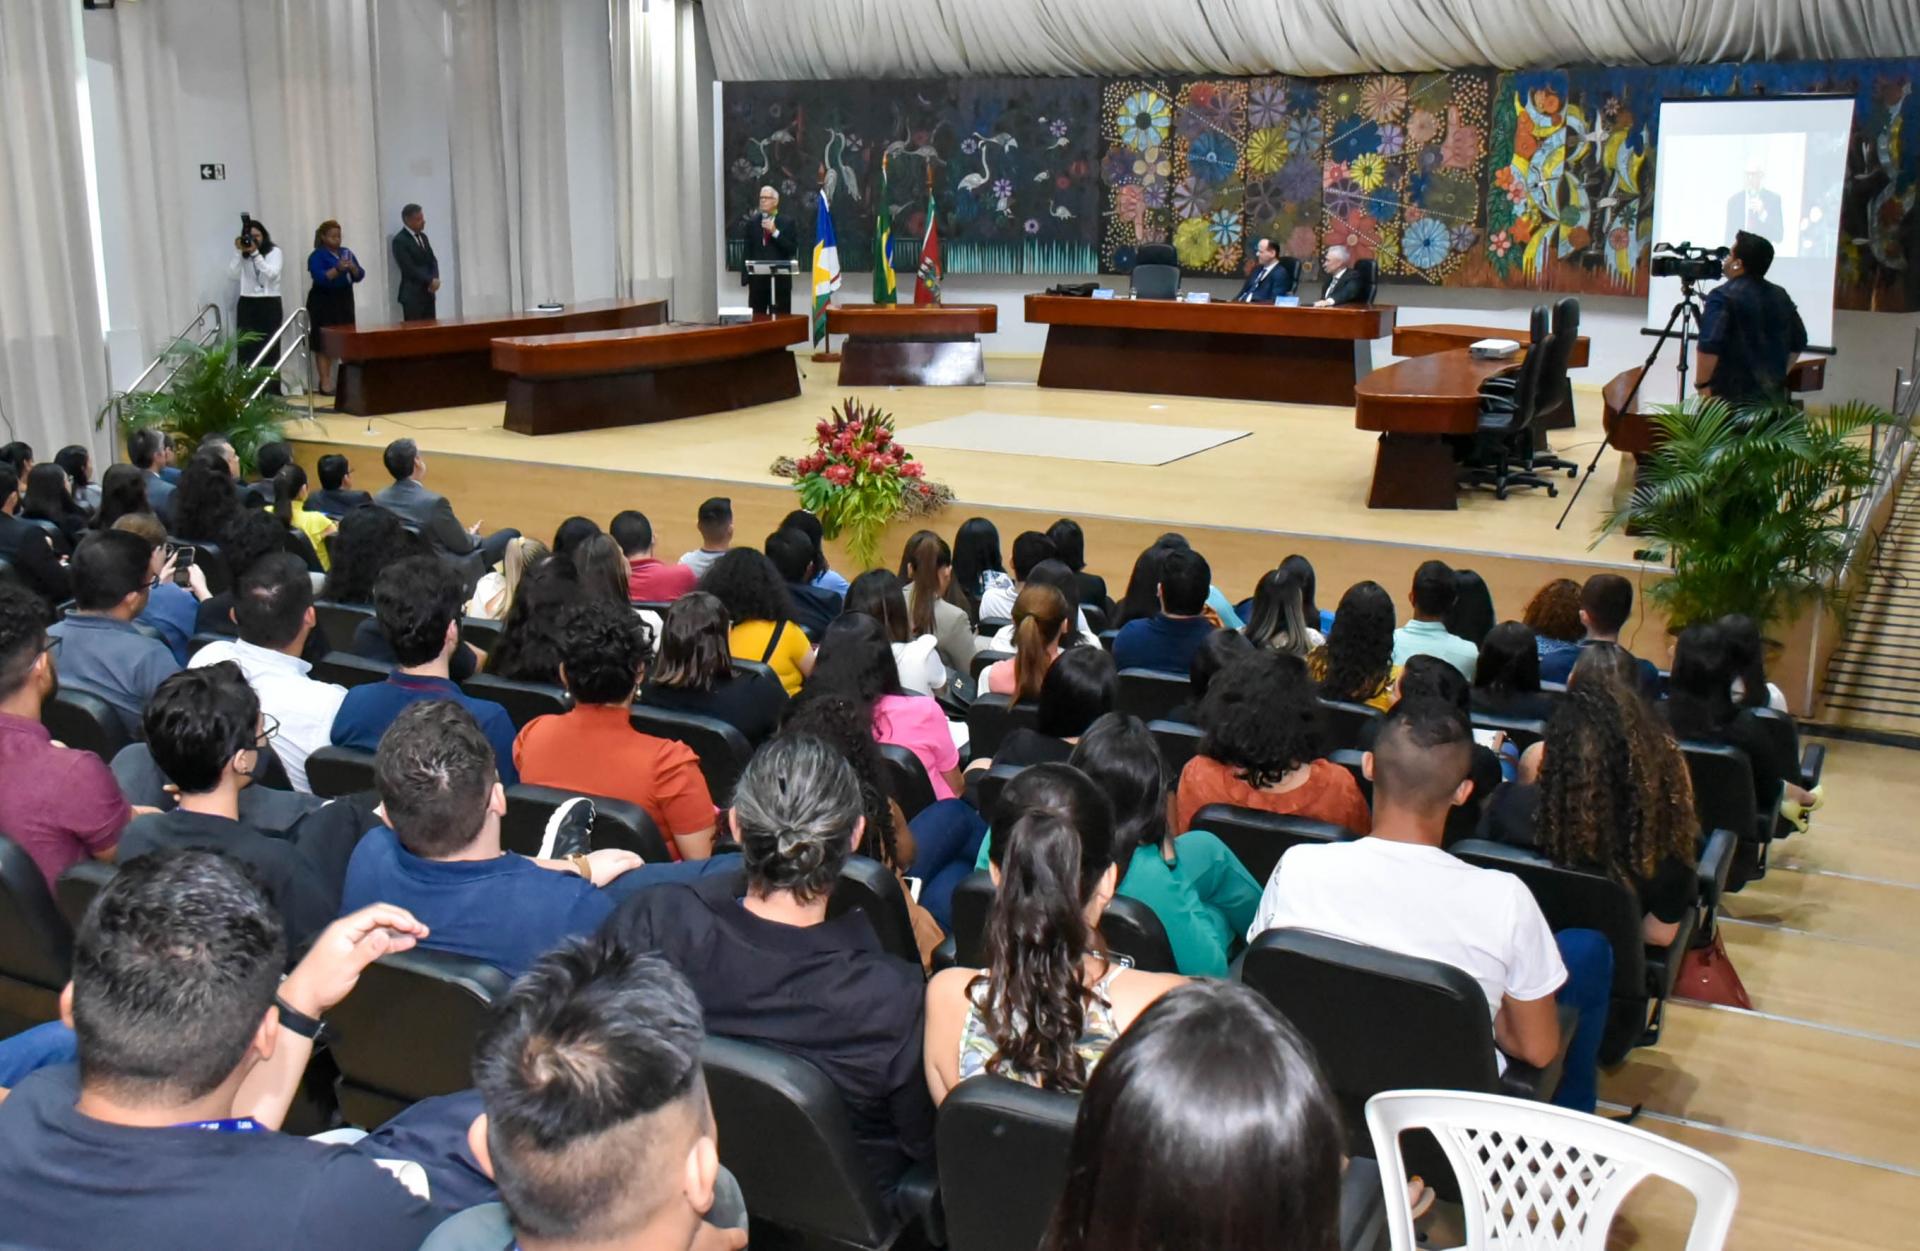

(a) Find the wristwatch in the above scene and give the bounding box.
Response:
[569,853,593,881]
[273,994,328,1043]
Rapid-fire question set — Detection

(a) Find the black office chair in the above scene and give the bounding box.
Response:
[1459,336,1559,500]
[1194,803,1354,886]
[304,744,380,798]
[878,742,939,821]
[1751,707,1825,790]
[975,616,1012,639]
[1679,741,1770,888]
[946,868,1176,973]
[1529,297,1583,475]
[1079,602,1110,634]
[0,555,21,592]
[185,631,226,658]
[1351,257,1379,304]
[179,539,234,596]
[1147,718,1203,779]
[53,859,118,931]
[1115,668,1190,723]
[329,947,511,1129]
[500,784,671,862]
[968,648,1013,681]
[458,616,505,655]
[1129,242,1180,300]
[0,832,72,1036]
[1275,255,1303,295]
[1330,748,1372,806]
[1470,711,1549,752]
[937,1077,1081,1251]
[42,682,131,762]
[969,760,1029,828]
[827,855,922,967]
[1450,839,1691,1064]
[460,673,572,729]
[629,705,753,806]
[310,650,392,689]
[965,693,1037,759]
[701,1035,940,1249]
[1317,697,1381,752]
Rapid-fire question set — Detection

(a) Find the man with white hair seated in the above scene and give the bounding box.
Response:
[1315,244,1368,307]
[737,184,797,315]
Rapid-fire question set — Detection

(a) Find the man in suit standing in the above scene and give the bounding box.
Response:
[737,186,798,315]
[1234,237,1292,303]
[1725,159,1782,245]
[372,438,518,584]
[1315,245,1368,307]
[391,204,440,322]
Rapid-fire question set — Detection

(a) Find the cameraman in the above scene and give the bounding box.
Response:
[228,217,286,391]
[1696,230,1807,410]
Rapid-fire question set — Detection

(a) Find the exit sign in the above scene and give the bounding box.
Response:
[199,163,226,181]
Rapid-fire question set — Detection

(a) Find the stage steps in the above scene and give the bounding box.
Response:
[1821,468,1920,743]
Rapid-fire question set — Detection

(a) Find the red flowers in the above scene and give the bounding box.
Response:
[824,463,853,485]
[901,461,925,478]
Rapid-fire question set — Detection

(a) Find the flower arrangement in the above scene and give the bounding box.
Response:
[772,399,952,570]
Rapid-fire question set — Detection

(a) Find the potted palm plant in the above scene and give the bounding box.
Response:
[1602,398,1899,632]
[98,336,289,473]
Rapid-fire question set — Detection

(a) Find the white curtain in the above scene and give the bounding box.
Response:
[702,0,1920,80]
[0,0,110,460]
[610,0,717,322]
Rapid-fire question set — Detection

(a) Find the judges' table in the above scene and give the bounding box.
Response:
[1353,349,1523,510]
[321,299,667,416]
[1024,294,1395,405]
[491,315,810,436]
[826,304,998,386]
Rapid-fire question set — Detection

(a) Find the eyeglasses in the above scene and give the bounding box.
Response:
[40,635,62,658]
[254,715,281,750]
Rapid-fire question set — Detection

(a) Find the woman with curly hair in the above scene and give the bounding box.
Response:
[1523,577,1584,673]
[166,451,242,544]
[924,763,1186,1100]
[1307,580,1398,710]
[320,505,406,604]
[1176,649,1370,836]
[485,558,584,685]
[701,546,812,696]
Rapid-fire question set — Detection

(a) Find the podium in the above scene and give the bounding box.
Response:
[747,259,800,316]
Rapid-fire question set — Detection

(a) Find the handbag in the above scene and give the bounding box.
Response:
[1674,928,1752,1009]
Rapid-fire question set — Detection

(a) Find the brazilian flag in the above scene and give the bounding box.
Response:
[872,155,896,305]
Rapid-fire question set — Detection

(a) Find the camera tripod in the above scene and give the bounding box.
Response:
[1554,283,1705,529]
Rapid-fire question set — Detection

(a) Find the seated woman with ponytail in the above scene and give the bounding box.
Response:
[899,529,979,675]
[268,463,337,571]
[923,764,1185,1101]
[981,582,1070,699]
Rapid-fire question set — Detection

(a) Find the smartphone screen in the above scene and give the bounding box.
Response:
[171,545,195,587]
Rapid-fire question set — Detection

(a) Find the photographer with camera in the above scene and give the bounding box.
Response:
[228,215,285,392]
[1695,230,1807,410]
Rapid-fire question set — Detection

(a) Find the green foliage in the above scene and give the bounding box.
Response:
[1602,397,1899,631]
[790,398,928,571]
[99,335,289,473]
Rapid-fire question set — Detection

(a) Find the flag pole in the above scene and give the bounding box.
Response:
[811,163,840,364]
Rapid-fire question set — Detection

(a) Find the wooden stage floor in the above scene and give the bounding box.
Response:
[289,357,1660,639]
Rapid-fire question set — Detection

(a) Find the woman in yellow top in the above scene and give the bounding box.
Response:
[269,463,338,570]
[703,547,815,696]
[1305,580,1399,711]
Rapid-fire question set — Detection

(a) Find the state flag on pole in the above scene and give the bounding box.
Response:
[811,189,841,346]
[872,156,897,305]
[915,182,942,306]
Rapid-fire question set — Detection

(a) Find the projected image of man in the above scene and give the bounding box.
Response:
[1726,158,1782,245]
[1696,231,1807,410]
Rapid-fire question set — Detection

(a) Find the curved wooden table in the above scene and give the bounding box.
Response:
[320,298,667,416]
[1025,293,1395,405]
[1393,322,1590,368]
[826,303,998,387]
[1354,349,1522,509]
[491,315,810,436]
[1604,356,1828,457]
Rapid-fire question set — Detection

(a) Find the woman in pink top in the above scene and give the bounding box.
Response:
[807,614,964,799]
[983,582,1069,702]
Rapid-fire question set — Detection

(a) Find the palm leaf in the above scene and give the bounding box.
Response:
[97,335,290,473]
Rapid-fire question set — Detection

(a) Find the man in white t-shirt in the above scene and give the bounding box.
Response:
[1249,698,1567,1075]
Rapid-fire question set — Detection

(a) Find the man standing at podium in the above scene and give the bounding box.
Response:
[738,185,798,315]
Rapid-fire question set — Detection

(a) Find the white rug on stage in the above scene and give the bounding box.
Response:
[900,412,1250,466]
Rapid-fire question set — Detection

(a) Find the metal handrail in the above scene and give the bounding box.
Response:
[244,307,317,427]
[98,302,224,429]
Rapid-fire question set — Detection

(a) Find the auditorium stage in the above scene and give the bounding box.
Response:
[286,355,1668,645]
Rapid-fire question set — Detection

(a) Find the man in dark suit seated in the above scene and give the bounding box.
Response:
[1234,237,1292,303]
[306,453,373,518]
[372,437,518,577]
[1315,244,1368,307]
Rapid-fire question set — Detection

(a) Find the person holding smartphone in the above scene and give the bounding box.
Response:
[229,215,285,391]
[305,219,364,396]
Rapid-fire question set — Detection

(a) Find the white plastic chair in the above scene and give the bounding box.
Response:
[1365,1090,1738,1251]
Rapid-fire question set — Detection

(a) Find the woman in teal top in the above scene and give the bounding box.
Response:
[976,713,1262,976]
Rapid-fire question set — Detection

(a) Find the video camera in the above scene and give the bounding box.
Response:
[1649,241,1727,284]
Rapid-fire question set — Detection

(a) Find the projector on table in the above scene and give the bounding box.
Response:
[1470,339,1521,360]
[717,306,755,324]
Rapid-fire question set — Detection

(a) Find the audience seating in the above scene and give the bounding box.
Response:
[53,859,117,931]
[827,855,921,967]
[965,693,1037,759]
[1694,827,1738,945]
[632,599,676,616]
[878,742,939,820]
[1330,748,1372,805]
[976,616,1012,638]
[1194,803,1354,887]
[42,681,132,761]
[628,705,753,806]
[311,650,392,689]
[1752,706,1825,791]
[458,616,504,655]
[0,555,19,591]
[0,833,70,1036]
[1470,711,1548,752]
[968,648,1012,681]
[177,540,234,596]
[1115,668,1190,723]
[312,600,375,652]
[945,869,1178,973]
[1450,839,1692,1064]
[304,744,380,798]
[460,673,572,729]
[1147,718,1203,779]
[1080,603,1109,634]
[968,760,1027,825]
[1679,741,1770,888]
[499,784,670,862]
[185,631,224,657]
[1319,698,1382,751]
[701,1035,942,1249]
[329,947,512,1129]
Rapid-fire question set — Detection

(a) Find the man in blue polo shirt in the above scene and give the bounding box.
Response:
[329,554,518,784]
[46,530,181,737]
[1112,546,1219,674]
[1537,573,1662,696]
[1391,560,1480,681]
